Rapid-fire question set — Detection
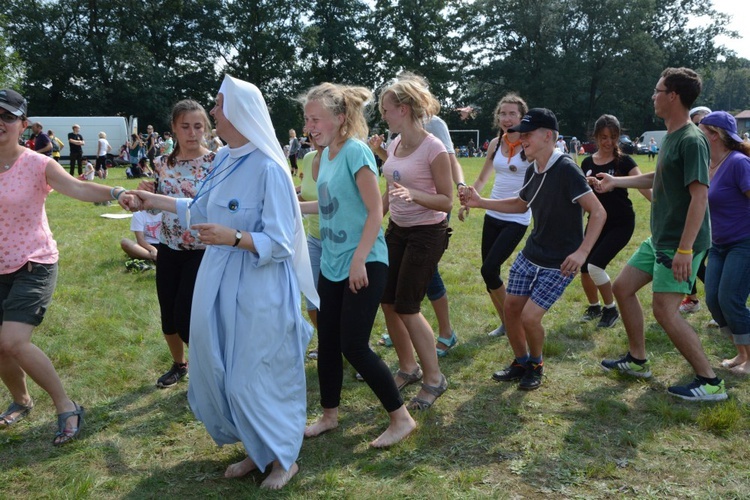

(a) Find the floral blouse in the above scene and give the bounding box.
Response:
[153,153,214,250]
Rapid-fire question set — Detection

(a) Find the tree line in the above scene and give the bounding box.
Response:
[2,0,749,144]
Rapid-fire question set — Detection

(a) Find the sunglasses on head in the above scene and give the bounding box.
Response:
[0,112,22,124]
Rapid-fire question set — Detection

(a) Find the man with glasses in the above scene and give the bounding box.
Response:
[597,67,726,401]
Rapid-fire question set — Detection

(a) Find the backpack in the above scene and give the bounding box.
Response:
[52,137,63,153]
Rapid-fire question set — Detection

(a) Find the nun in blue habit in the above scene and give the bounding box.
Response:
[133,75,318,490]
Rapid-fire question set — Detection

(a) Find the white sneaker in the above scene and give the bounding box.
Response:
[487,324,506,337]
[707,319,719,328]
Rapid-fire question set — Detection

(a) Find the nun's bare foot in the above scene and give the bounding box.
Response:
[720,354,747,368]
[304,408,338,437]
[224,457,257,478]
[370,409,416,448]
[261,461,299,490]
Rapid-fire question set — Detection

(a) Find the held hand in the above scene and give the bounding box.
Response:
[389,182,413,203]
[671,252,692,283]
[126,190,154,211]
[118,193,141,212]
[137,179,156,193]
[458,206,469,222]
[348,260,369,294]
[460,186,481,208]
[368,134,384,152]
[560,250,586,277]
[191,223,232,246]
[595,173,615,193]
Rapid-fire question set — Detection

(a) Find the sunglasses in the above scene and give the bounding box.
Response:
[0,112,22,124]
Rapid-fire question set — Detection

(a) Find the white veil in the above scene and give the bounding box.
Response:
[218,75,319,308]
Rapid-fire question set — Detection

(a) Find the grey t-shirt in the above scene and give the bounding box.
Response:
[424,116,455,154]
[519,154,591,268]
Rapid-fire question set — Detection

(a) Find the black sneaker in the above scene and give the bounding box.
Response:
[581,305,602,322]
[518,361,544,390]
[597,306,619,328]
[156,362,188,388]
[492,360,526,382]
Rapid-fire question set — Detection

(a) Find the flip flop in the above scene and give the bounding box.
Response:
[0,400,34,428]
[436,330,458,358]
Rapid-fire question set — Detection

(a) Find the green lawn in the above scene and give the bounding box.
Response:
[0,156,748,499]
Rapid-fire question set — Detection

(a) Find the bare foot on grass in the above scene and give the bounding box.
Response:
[730,360,750,375]
[720,354,747,368]
[224,457,257,478]
[261,461,299,490]
[370,412,416,448]
[304,415,338,438]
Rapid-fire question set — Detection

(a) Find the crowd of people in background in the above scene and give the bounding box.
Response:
[1,63,749,491]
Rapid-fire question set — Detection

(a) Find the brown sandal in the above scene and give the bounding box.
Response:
[407,374,448,411]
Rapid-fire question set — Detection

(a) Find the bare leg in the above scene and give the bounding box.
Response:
[164,334,186,364]
[521,302,547,358]
[261,461,299,490]
[431,294,453,340]
[598,281,615,306]
[382,304,419,386]
[304,407,338,437]
[307,309,318,330]
[612,265,652,359]
[0,322,77,431]
[370,405,416,448]
[121,239,155,261]
[225,456,257,478]
[652,292,716,378]
[503,294,530,359]
[399,312,444,403]
[489,285,506,325]
[581,273,600,304]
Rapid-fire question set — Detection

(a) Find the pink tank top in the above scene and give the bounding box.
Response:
[0,149,58,274]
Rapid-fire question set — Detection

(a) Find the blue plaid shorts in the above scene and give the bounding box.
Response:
[506,253,574,311]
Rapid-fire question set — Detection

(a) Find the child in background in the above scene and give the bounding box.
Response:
[78,158,95,181]
[121,210,161,271]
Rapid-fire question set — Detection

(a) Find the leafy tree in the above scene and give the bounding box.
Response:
[0,19,25,90]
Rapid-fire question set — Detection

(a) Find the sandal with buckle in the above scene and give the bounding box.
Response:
[395,366,423,391]
[0,400,34,428]
[52,402,85,446]
[436,330,458,358]
[407,374,448,411]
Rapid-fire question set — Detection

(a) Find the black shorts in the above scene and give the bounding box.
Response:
[155,245,204,342]
[381,219,448,314]
[0,262,58,326]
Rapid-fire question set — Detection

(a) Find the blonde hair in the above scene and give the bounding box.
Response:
[379,72,440,124]
[301,83,372,141]
[98,131,106,139]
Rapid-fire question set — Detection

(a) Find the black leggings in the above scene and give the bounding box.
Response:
[480,214,528,291]
[155,244,204,343]
[582,218,635,273]
[316,262,403,412]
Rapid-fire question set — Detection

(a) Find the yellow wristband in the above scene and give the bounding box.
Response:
[676,248,693,255]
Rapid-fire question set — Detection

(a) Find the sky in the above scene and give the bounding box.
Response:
[707,0,750,60]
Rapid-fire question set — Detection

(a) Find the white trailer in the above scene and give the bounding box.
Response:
[24,116,138,160]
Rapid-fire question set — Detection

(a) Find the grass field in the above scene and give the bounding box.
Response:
[0,155,748,499]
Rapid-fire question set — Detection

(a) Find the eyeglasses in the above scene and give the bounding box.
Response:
[0,112,21,124]
[653,88,671,95]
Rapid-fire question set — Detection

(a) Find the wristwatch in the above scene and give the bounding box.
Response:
[233,229,242,247]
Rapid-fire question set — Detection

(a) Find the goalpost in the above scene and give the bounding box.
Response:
[449,129,480,153]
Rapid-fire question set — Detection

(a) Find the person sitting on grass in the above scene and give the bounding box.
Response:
[121,210,161,266]
[460,108,606,391]
[78,158,95,181]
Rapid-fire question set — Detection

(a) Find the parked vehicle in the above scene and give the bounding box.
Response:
[619,134,636,154]
[637,130,667,154]
[581,141,597,154]
[22,116,138,160]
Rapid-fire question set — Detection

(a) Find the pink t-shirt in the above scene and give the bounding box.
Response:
[0,149,58,274]
[384,134,448,227]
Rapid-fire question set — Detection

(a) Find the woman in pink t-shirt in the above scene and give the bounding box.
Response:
[378,74,453,411]
[0,89,136,445]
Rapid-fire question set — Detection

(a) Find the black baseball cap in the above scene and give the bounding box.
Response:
[508,108,558,133]
[0,89,28,117]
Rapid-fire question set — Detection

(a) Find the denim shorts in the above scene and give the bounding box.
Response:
[0,262,59,326]
[506,252,574,311]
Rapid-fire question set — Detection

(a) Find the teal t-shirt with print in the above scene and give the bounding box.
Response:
[317,138,388,281]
